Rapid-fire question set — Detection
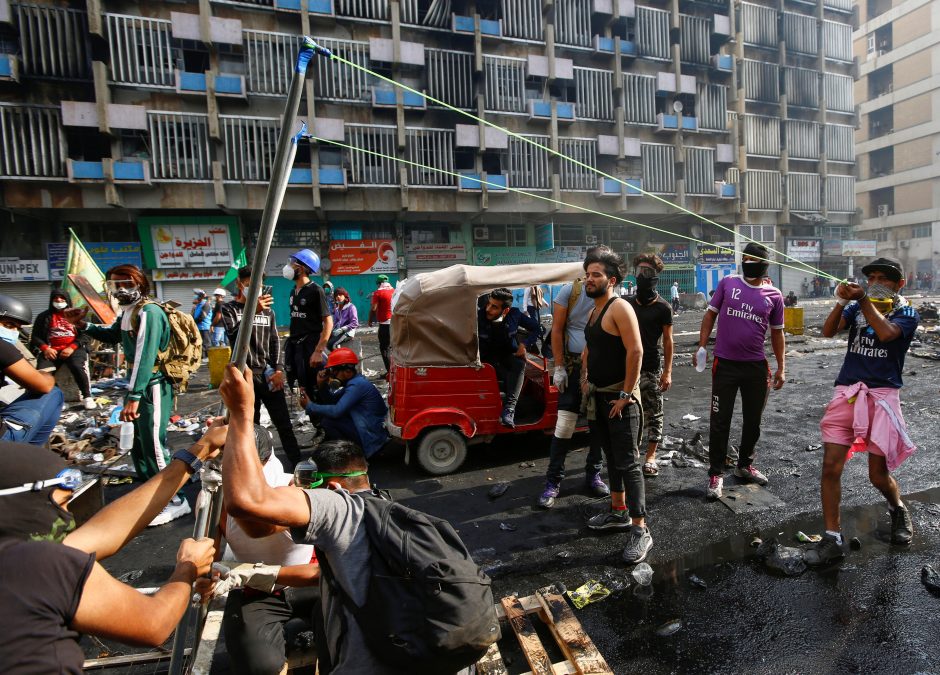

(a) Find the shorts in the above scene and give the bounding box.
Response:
[819,390,886,456]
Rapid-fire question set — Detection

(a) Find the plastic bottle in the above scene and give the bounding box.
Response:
[632,562,654,586]
[695,347,707,373]
[119,421,135,451]
[263,365,276,391]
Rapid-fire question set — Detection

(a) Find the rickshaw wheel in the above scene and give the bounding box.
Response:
[415,428,468,475]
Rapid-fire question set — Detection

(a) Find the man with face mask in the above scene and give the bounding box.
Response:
[64,265,187,526]
[32,290,96,410]
[693,242,786,500]
[627,254,674,476]
[806,258,919,565]
[0,423,224,673]
[0,294,65,446]
[283,249,332,397]
[192,288,213,358]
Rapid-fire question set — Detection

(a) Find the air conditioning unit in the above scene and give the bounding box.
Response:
[585,234,598,245]
[473,226,489,241]
[877,204,889,217]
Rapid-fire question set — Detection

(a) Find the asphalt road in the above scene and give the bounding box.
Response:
[87,294,940,674]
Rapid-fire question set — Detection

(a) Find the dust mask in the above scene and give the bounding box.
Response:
[282,264,298,281]
[52,301,68,310]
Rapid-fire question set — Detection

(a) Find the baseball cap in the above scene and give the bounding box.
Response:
[377,274,389,283]
[860,257,903,282]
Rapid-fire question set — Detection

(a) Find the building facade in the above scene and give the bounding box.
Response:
[854,0,940,287]
[0,0,855,317]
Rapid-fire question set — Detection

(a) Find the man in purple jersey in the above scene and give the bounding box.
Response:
[693,242,786,500]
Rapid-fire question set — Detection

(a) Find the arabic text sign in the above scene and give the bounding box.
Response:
[47,243,69,280]
[152,268,228,281]
[405,243,467,269]
[697,243,735,265]
[535,223,555,253]
[786,238,821,262]
[151,224,234,269]
[329,240,397,275]
[0,258,49,282]
[841,240,878,258]
[473,246,536,266]
[535,246,589,263]
[652,243,692,269]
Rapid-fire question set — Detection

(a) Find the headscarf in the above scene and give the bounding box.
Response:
[0,442,76,542]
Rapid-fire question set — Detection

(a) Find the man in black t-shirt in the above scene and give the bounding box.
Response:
[282,249,332,396]
[626,254,674,477]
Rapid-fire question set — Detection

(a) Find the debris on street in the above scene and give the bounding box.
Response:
[922,565,940,596]
[631,562,654,586]
[756,538,807,576]
[567,579,612,609]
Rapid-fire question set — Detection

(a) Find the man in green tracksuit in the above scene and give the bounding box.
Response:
[66,264,189,526]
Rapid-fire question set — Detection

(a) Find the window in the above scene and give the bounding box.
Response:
[912,224,932,239]
[738,224,776,243]
[874,230,889,242]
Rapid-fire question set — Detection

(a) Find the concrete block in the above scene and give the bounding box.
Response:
[597,134,619,155]
[312,117,344,142]
[62,101,98,127]
[528,54,549,78]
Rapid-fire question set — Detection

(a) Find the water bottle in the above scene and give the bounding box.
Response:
[119,421,135,451]
[695,347,707,373]
[263,365,275,391]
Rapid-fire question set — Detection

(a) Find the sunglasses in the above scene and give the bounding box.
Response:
[0,468,84,496]
[293,465,367,489]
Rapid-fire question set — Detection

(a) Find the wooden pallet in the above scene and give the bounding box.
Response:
[477,585,613,675]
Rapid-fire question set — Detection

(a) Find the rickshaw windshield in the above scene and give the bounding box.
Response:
[391,262,584,367]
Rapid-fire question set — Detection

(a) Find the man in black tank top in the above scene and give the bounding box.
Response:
[580,249,653,565]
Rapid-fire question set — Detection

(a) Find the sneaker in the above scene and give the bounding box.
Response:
[499,407,515,428]
[622,525,653,564]
[733,465,769,486]
[587,509,631,531]
[585,472,610,497]
[890,503,913,545]
[83,396,98,410]
[706,475,723,500]
[148,497,192,527]
[804,533,845,566]
[538,482,560,509]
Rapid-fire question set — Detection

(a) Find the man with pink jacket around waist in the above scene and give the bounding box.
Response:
[806,257,920,566]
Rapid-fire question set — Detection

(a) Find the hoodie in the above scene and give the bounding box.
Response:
[31,292,81,355]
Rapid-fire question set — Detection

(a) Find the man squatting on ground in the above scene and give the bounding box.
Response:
[538,254,611,508]
[580,249,653,565]
[66,264,192,526]
[694,242,786,500]
[805,257,919,565]
[219,265,302,472]
[627,254,674,477]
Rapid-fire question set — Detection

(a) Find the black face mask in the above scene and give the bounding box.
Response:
[742,261,769,279]
[635,271,659,302]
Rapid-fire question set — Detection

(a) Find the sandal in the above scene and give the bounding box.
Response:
[643,461,659,476]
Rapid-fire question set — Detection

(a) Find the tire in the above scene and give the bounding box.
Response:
[415,428,468,476]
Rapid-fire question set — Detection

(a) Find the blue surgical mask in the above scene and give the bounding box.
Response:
[0,325,19,345]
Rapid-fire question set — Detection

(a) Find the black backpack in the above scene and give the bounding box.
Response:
[319,492,501,674]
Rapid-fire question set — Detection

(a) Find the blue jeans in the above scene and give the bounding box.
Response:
[321,415,363,448]
[0,388,64,446]
[211,327,227,347]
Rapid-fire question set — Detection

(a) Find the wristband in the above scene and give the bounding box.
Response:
[836,298,848,307]
[172,448,204,475]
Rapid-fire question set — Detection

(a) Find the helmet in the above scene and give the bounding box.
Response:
[290,249,320,275]
[193,288,206,297]
[212,287,227,297]
[377,274,389,283]
[326,347,359,369]
[0,294,32,326]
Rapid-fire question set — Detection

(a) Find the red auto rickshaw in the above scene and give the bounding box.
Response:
[385,262,583,475]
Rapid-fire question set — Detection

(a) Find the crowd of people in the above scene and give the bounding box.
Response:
[0,242,923,674]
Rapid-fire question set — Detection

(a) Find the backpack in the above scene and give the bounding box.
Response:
[130,300,203,392]
[319,493,501,674]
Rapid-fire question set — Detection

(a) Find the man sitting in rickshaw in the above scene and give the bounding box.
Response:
[478,288,540,428]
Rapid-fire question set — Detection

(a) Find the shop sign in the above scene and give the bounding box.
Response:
[473,246,536,266]
[152,268,227,281]
[328,240,397,275]
[535,223,555,252]
[0,258,49,282]
[786,238,821,262]
[150,224,234,269]
[535,246,589,263]
[697,243,735,265]
[405,243,468,268]
[841,240,878,258]
[651,243,693,269]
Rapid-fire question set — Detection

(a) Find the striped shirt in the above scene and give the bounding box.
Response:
[219,300,283,373]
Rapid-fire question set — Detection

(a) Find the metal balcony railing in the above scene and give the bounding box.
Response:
[782,12,817,55]
[559,137,597,190]
[14,3,91,79]
[685,147,716,196]
[623,73,657,125]
[405,128,456,187]
[745,169,783,211]
[787,120,820,160]
[105,14,175,87]
[641,143,676,193]
[244,30,293,96]
[574,67,614,121]
[346,124,397,186]
[824,73,853,113]
[785,67,820,108]
[507,135,550,190]
[680,14,711,66]
[502,0,543,41]
[743,114,780,157]
[636,7,670,60]
[148,112,212,181]
[697,82,728,131]
[788,172,821,211]
[826,124,854,162]
[742,60,779,103]
[0,104,66,179]
[335,0,388,21]
[220,115,278,182]
[740,3,777,48]
[555,0,591,47]
[401,0,450,27]
[826,174,855,212]
[484,55,527,113]
[823,20,852,62]
[426,49,474,110]
[313,37,371,102]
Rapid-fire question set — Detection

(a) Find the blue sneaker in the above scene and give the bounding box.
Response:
[586,472,610,497]
[500,407,515,428]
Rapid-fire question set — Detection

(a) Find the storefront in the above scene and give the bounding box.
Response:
[0,258,53,319]
[137,216,242,308]
[650,243,695,295]
[324,239,399,320]
[782,238,822,297]
[695,244,735,296]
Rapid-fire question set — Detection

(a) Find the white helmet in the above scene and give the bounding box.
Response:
[212,287,227,297]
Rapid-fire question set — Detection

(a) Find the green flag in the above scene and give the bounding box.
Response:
[220,248,248,288]
[60,229,106,304]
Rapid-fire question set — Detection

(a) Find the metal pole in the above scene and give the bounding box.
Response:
[165,36,330,675]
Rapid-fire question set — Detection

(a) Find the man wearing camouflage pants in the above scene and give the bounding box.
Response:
[627,254,674,477]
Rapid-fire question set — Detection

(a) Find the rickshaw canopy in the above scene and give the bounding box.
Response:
[391,262,584,367]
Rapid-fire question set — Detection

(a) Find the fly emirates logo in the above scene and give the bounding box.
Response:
[850,334,888,359]
[726,302,766,325]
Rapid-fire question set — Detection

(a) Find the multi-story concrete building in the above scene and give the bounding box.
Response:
[0,0,855,317]
[854,0,940,287]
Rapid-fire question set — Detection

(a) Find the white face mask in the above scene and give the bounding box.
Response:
[52,301,68,310]
[0,325,19,345]
[282,263,297,281]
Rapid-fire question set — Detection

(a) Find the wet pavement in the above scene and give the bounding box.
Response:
[87,295,940,673]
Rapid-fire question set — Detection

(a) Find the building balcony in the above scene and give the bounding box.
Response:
[715,181,736,198]
[528,100,575,123]
[288,166,347,189]
[274,0,333,12]
[67,160,105,182]
[593,35,637,58]
[0,54,19,82]
[712,54,733,72]
[67,159,152,184]
[176,70,207,95]
[215,74,246,98]
[458,172,507,192]
[598,177,642,196]
[452,14,502,38]
[656,113,678,132]
[372,88,427,110]
[113,160,151,184]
